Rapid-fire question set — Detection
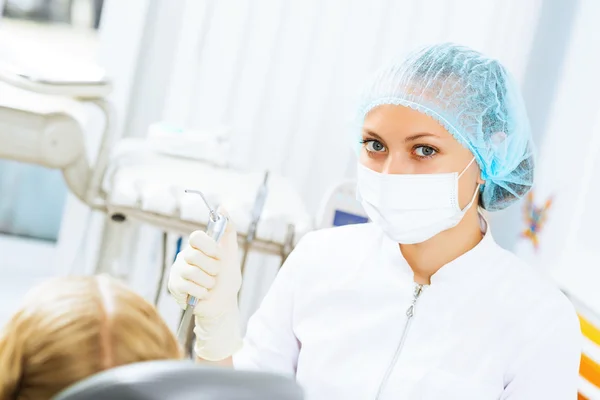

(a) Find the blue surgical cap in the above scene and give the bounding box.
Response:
[357,42,535,211]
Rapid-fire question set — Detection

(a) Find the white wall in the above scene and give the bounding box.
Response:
[515,0,600,314]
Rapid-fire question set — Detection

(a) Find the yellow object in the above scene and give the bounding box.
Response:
[580,315,600,347]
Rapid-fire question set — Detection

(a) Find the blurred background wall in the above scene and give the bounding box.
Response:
[1,0,599,326]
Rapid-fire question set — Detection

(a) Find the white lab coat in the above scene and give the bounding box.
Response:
[233,220,582,399]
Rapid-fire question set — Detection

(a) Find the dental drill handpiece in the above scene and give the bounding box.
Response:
[177,189,228,358]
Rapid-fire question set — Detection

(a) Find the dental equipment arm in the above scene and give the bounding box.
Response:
[0,62,116,208]
[0,94,90,201]
[0,59,112,99]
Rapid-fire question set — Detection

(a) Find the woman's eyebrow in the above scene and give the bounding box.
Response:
[404,133,439,143]
[363,129,439,143]
[362,129,385,142]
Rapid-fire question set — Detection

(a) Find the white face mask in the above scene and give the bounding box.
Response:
[356,158,480,244]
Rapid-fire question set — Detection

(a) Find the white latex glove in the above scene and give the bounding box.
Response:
[168,209,243,361]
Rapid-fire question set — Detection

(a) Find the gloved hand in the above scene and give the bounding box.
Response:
[168,209,243,361]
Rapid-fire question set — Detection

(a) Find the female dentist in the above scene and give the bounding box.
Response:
[168,43,581,399]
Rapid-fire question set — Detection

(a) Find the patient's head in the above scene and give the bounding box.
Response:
[0,275,182,400]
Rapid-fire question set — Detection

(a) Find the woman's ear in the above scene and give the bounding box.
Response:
[475,163,486,185]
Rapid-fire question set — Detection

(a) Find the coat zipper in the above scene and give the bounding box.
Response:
[374,283,424,400]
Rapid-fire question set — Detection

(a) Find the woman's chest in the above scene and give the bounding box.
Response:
[293,285,512,400]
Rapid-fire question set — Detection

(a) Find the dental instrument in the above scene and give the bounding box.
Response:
[177,189,228,358]
[240,171,269,275]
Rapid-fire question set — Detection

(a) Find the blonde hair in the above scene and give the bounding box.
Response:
[0,275,182,400]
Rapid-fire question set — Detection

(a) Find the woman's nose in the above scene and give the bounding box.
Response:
[381,154,411,175]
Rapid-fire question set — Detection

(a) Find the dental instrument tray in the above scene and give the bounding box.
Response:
[101,137,312,259]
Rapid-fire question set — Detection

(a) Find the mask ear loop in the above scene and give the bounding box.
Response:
[458,157,477,179]
[458,157,480,212]
[461,183,481,212]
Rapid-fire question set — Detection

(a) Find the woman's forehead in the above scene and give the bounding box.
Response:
[363,105,453,141]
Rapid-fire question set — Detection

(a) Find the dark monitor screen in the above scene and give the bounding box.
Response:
[333,210,368,227]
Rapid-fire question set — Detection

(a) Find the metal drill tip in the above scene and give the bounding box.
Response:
[184,189,219,222]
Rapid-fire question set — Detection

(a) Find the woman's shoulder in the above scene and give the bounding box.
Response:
[483,248,582,376]
[298,222,381,248]
[485,245,579,332]
[284,223,381,273]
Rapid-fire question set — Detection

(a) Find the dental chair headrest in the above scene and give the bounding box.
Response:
[52,360,304,400]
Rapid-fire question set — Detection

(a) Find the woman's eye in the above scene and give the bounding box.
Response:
[414,145,437,157]
[365,140,386,153]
